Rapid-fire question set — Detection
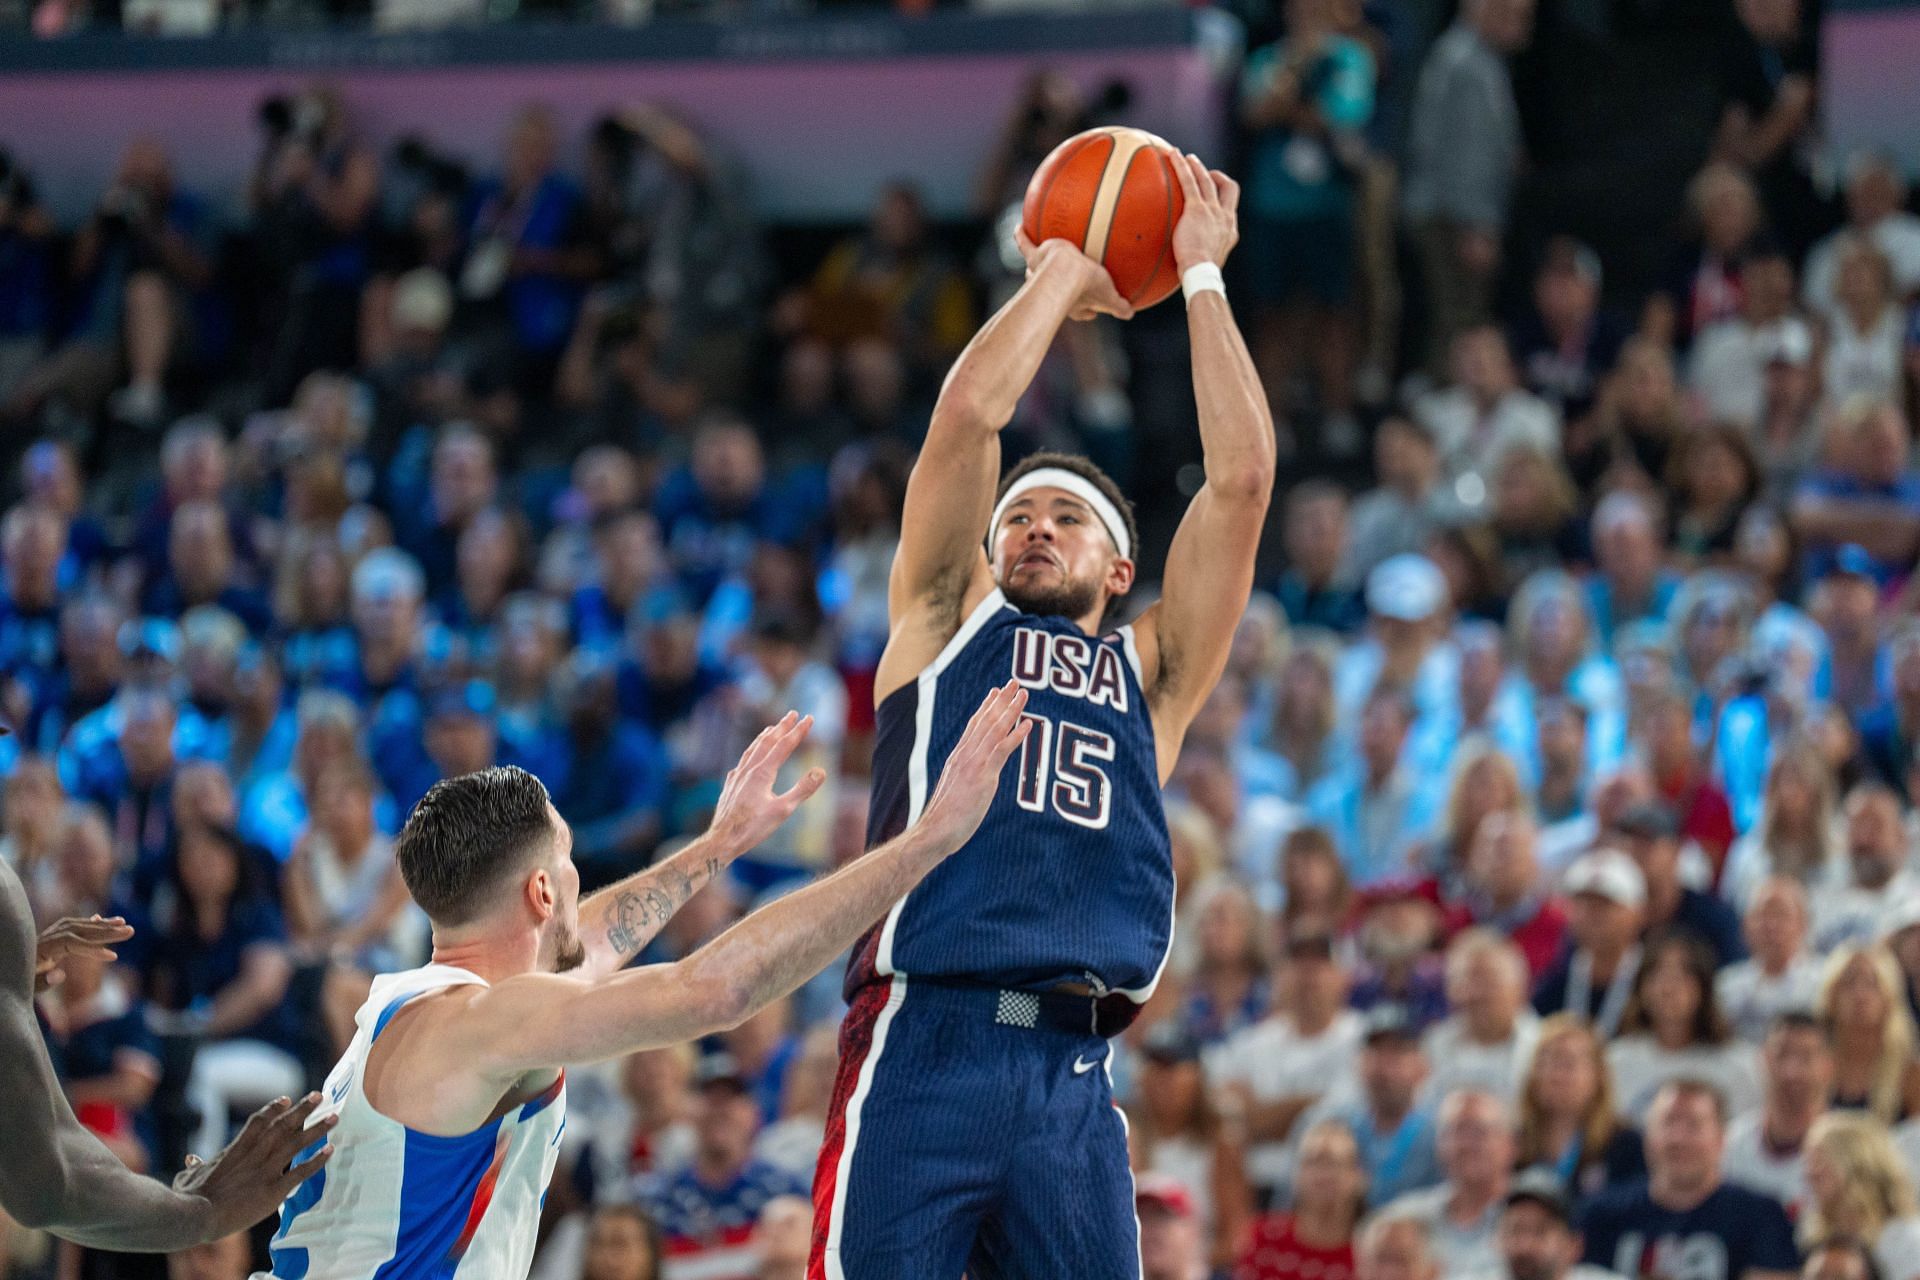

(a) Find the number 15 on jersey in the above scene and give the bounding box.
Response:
[1014,712,1116,830]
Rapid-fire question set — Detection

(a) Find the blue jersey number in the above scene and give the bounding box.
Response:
[1013,712,1115,830]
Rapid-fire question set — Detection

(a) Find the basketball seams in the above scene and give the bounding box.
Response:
[1130,151,1179,307]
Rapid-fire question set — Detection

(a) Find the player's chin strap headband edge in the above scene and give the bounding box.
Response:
[988,468,1132,561]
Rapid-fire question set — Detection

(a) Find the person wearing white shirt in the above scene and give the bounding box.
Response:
[1811,784,1920,953]
[1605,929,1763,1125]
[1802,154,1920,318]
[1819,238,1906,412]
[1412,326,1561,504]
[1211,931,1364,1192]
[1717,877,1823,1044]
[1384,1089,1516,1279]
[1718,741,1844,916]
[1688,251,1808,430]
[1423,930,1540,1105]
[1722,1010,1832,1217]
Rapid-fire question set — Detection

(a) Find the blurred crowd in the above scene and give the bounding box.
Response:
[5,0,1920,1275]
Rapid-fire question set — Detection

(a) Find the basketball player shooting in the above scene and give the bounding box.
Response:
[252,685,1029,1278]
[808,151,1274,1277]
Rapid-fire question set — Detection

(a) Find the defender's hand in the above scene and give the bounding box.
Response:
[35,914,133,994]
[174,1093,335,1241]
[710,711,829,854]
[917,681,1033,854]
[1015,229,1136,322]
[1166,150,1240,274]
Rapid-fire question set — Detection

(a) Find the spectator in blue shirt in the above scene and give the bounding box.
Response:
[64,683,181,873]
[433,506,529,675]
[1790,400,1920,588]
[572,509,674,656]
[1586,492,1683,653]
[0,504,66,693]
[549,654,669,889]
[145,823,304,1161]
[1576,1079,1799,1280]
[655,418,796,608]
[463,107,592,382]
[273,530,357,691]
[393,426,500,601]
[1308,683,1440,887]
[139,501,272,635]
[1301,1004,1443,1207]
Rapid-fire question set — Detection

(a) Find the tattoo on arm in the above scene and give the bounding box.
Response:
[601,857,724,959]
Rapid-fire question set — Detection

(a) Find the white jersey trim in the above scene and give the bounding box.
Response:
[823,974,908,1280]
[877,587,1006,976]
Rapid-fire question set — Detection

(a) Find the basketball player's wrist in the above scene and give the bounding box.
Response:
[1179,260,1226,303]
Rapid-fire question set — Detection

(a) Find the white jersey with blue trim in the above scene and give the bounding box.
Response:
[255,963,567,1280]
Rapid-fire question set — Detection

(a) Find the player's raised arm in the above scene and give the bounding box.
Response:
[0,861,330,1248]
[1133,154,1277,765]
[572,711,826,980]
[455,683,1032,1073]
[890,240,1134,633]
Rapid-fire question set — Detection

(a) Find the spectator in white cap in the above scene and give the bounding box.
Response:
[1532,848,1646,1037]
[1334,553,1458,740]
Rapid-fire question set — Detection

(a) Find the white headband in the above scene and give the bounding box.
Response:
[989,467,1131,560]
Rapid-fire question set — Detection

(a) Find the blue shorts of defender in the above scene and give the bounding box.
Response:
[807,978,1141,1280]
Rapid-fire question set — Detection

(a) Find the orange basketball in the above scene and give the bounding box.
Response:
[1021,126,1187,311]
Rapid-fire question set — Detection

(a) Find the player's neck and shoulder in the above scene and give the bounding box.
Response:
[357,961,562,1138]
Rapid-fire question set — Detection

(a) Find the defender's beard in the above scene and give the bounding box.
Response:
[549,919,587,973]
[1002,572,1103,622]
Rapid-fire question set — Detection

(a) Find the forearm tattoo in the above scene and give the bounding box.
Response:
[603,856,723,958]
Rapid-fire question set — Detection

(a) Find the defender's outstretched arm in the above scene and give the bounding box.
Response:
[574,712,826,980]
[1134,155,1277,769]
[890,241,1133,630]
[454,683,1033,1074]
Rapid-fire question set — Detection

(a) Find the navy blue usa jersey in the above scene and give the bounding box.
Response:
[847,588,1175,1000]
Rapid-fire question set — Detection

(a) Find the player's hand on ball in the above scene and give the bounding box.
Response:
[920,680,1032,853]
[1166,150,1240,273]
[175,1092,335,1240]
[1015,227,1136,323]
[34,913,133,994]
[710,710,829,853]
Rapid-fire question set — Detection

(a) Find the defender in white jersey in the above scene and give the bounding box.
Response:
[262,688,1034,1279]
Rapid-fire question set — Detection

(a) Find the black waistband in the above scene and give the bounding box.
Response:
[902,977,1106,1037]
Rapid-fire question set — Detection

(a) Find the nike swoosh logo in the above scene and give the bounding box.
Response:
[1072,1054,1103,1075]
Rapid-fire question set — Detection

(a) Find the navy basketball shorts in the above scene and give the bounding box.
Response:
[807,977,1141,1280]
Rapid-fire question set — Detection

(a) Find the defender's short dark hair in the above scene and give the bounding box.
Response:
[994,452,1139,567]
[396,766,557,926]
